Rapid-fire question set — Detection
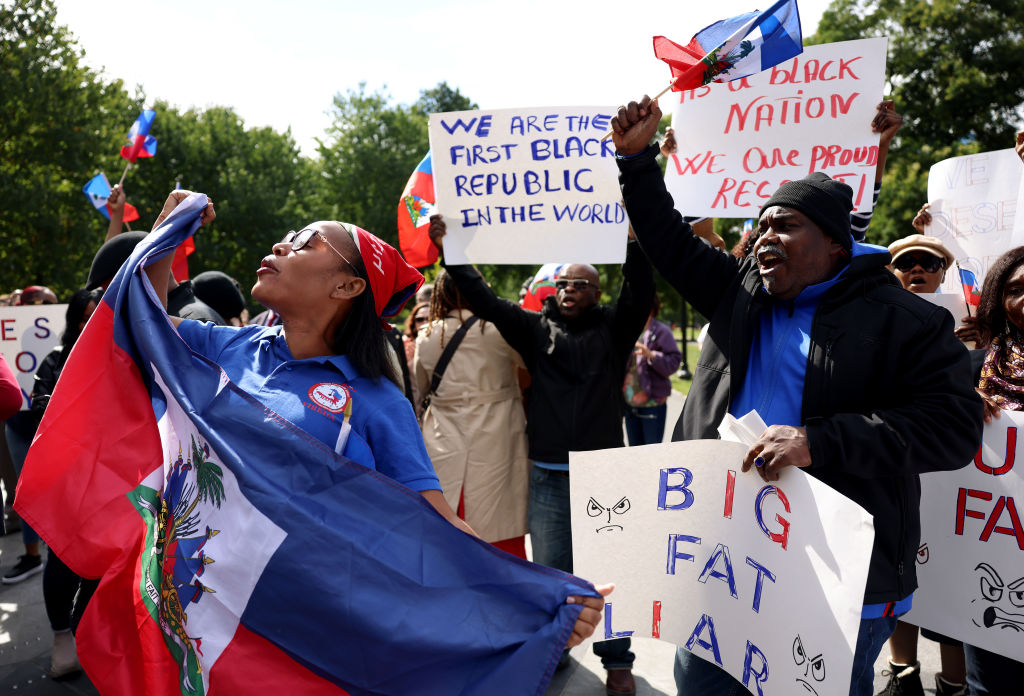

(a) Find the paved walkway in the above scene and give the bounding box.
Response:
[0,390,942,694]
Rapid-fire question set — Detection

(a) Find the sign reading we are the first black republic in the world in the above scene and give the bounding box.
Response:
[429,106,628,265]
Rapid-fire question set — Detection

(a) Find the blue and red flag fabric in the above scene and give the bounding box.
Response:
[120,109,158,163]
[960,268,982,307]
[397,151,438,268]
[16,194,595,696]
[653,0,803,92]
[82,173,140,223]
[520,263,565,312]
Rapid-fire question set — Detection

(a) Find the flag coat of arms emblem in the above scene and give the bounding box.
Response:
[397,152,439,268]
[16,195,595,695]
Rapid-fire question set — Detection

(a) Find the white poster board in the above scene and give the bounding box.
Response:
[429,107,627,265]
[925,148,1024,294]
[665,38,888,218]
[905,411,1024,661]
[919,292,970,327]
[0,305,66,409]
[571,440,874,696]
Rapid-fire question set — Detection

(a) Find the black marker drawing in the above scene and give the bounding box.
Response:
[971,563,1024,633]
[793,634,826,695]
[587,496,631,533]
[916,543,929,565]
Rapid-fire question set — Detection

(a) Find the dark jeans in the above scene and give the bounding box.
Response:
[44,548,82,632]
[624,403,668,446]
[964,643,1024,695]
[528,464,634,670]
[673,615,898,695]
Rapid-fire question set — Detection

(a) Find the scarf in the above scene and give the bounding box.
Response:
[979,328,1024,411]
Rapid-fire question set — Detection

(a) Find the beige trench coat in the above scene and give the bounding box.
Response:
[414,311,529,542]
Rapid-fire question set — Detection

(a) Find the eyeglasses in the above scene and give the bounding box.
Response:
[893,253,944,273]
[554,278,595,291]
[413,314,429,325]
[282,229,357,272]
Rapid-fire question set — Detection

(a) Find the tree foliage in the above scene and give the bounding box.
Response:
[810,0,1024,246]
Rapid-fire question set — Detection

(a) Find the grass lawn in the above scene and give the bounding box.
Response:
[669,340,702,396]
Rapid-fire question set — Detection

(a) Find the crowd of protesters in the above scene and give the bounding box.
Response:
[1,103,1023,696]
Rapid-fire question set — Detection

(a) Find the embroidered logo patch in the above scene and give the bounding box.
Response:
[308,383,351,414]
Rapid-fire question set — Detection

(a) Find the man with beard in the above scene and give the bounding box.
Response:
[609,96,983,696]
[429,217,654,696]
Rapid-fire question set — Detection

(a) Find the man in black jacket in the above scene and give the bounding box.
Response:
[429,218,654,696]
[610,97,984,696]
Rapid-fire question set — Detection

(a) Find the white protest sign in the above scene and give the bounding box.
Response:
[429,107,627,265]
[919,293,969,327]
[905,411,1024,661]
[665,38,888,218]
[925,148,1024,294]
[571,440,874,696]
[0,305,66,410]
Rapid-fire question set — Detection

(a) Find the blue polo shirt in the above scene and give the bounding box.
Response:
[176,320,440,492]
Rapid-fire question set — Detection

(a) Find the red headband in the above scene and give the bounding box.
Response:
[343,222,423,328]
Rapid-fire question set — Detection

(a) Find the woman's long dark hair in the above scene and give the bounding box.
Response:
[976,246,1024,341]
[426,270,484,346]
[55,288,101,370]
[328,242,400,386]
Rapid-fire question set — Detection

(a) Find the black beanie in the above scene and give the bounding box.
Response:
[87,232,148,289]
[192,271,246,321]
[760,173,854,250]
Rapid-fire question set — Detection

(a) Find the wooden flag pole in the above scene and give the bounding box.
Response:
[117,162,131,188]
[600,77,679,143]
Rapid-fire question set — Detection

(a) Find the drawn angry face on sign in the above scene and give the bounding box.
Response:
[587,496,631,533]
[971,563,1024,633]
[792,634,826,694]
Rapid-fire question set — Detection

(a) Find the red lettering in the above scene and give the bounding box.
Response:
[712,178,736,208]
[819,60,836,81]
[725,96,767,134]
[975,427,1016,475]
[673,150,722,176]
[831,92,859,116]
[1,318,13,340]
[979,496,1024,549]
[769,62,796,84]
[838,56,862,80]
[652,600,662,638]
[728,78,753,91]
[724,470,736,518]
[955,488,991,535]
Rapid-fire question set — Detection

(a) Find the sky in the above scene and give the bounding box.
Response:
[53,0,835,156]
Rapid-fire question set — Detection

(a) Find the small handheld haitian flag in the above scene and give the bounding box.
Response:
[82,173,140,223]
[397,151,438,268]
[17,194,594,696]
[120,108,158,163]
[653,0,803,92]
[960,268,982,307]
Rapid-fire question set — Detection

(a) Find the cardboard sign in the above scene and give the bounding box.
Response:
[925,148,1024,294]
[429,107,627,265]
[905,411,1024,661]
[0,305,66,409]
[664,38,888,218]
[571,440,874,696]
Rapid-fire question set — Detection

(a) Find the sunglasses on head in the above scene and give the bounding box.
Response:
[893,253,944,273]
[555,278,594,291]
[282,228,356,272]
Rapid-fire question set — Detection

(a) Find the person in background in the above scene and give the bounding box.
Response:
[877,233,967,696]
[192,271,249,326]
[963,245,1024,694]
[403,301,430,412]
[27,288,102,678]
[429,215,653,696]
[414,271,530,559]
[3,285,59,584]
[623,292,681,446]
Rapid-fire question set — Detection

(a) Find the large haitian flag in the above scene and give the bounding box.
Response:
[397,151,438,268]
[16,194,596,695]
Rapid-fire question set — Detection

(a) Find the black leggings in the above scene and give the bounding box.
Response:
[43,549,83,632]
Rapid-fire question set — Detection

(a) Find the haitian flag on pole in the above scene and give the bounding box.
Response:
[653,0,803,92]
[83,173,141,223]
[16,194,594,696]
[120,108,158,163]
[960,268,982,307]
[397,151,438,268]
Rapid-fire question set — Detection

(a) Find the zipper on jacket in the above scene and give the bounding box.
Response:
[897,480,908,597]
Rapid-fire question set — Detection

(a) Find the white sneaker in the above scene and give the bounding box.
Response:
[49,630,81,679]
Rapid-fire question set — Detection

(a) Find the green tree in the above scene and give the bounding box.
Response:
[0,0,136,297]
[810,0,1024,246]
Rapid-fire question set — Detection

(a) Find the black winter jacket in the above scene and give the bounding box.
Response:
[619,146,984,604]
[443,243,654,463]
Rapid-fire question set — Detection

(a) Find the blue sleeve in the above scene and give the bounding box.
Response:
[360,387,441,493]
[176,320,266,362]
